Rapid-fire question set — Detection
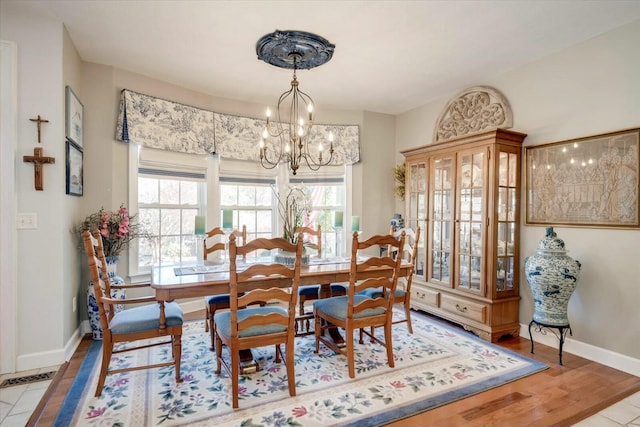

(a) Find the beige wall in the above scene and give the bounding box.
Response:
[396,20,640,360]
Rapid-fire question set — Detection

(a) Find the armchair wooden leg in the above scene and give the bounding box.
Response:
[286,339,296,397]
[404,301,413,334]
[231,349,240,409]
[95,341,112,396]
[346,326,355,378]
[204,304,210,332]
[214,329,222,375]
[384,322,395,369]
[314,310,321,354]
[275,345,282,363]
[173,334,183,383]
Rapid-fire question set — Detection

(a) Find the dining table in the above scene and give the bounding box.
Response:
[151,256,413,372]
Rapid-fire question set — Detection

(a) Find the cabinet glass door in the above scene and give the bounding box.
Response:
[496,150,518,294]
[407,161,426,278]
[429,155,453,286]
[456,150,485,293]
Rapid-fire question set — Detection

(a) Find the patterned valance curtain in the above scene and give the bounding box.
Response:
[116,89,215,154]
[116,89,360,164]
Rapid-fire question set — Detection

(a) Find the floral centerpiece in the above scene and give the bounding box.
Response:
[77,204,148,258]
[274,185,310,244]
[273,186,311,265]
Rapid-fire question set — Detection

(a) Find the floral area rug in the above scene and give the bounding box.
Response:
[55,312,546,426]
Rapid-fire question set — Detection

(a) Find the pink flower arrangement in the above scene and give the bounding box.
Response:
[78,204,148,257]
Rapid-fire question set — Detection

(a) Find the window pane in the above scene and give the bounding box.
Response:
[238,186,256,205]
[255,186,272,206]
[139,208,159,235]
[139,178,158,204]
[160,208,182,235]
[220,184,237,205]
[159,180,180,204]
[181,181,198,205]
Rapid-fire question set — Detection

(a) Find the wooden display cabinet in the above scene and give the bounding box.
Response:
[402,128,527,342]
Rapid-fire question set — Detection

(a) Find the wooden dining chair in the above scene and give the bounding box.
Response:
[361,225,421,333]
[82,230,183,396]
[313,231,405,378]
[203,225,246,350]
[213,233,303,408]
[294,225,322,335]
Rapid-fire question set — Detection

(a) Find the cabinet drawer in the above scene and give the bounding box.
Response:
[411,286,439,308]
[441,294,486,323]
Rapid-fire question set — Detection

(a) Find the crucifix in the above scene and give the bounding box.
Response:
[23,147,55,191]
[29,115,49,143]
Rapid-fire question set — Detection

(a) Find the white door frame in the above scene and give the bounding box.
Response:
[0,40,18,374]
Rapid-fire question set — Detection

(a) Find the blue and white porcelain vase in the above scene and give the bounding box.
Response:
[524,227,581,326]
[87,255,127,340]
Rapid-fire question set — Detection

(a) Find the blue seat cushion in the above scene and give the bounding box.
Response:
[358,287,407,299]
[330,283,348,293]
[110,301,183,335]
[299,285,320,296]
[313,295,386,320]
[214,306,289,338]
[205,294,231,305]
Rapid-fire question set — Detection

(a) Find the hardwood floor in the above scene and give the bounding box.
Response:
[30,310,640,426]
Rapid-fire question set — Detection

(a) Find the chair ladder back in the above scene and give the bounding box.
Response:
[83,230,118,324]
[204,227,226,260]
[227,233,303,339]
[295,225,321,257]
[348,231,405,316]
[229,225,247,261]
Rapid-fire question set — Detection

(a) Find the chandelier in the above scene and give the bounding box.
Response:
[256,30,336,175]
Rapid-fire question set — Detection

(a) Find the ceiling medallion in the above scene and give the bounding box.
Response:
[256,30,336,175]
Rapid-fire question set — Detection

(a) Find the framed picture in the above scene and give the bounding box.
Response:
[66,139,83,196]
[525,127,640,229]
[65,86,83,147]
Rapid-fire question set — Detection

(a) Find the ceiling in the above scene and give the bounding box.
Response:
[14,0,640,115]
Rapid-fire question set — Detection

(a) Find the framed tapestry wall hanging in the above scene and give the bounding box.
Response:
[525,127,639,229]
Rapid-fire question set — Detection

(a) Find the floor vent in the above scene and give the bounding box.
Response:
[0,371,57,389]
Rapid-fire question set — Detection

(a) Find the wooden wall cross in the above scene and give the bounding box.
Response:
[23,147,55,191]
[29,115,49,143]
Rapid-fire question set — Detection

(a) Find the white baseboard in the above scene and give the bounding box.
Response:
[15,324,85,372]
[520,323,640,377]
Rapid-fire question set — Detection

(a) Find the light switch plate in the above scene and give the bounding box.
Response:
[17,213,37,229]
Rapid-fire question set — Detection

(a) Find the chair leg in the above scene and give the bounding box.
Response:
[95,341,112,396]
[314,310,321,354]
[286,338,296,397]
[231,349,240,409]
[346,326,355,378]
[404,300,413,334]
[173,333,183,383]
[275,344,282,363]
[208,305,217,351]
[214,328,222,375]
[204,303,210,332]
[384,321,395,369]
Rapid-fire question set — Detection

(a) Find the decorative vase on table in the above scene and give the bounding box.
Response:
[87,255,127,340]
[524,227,581,326]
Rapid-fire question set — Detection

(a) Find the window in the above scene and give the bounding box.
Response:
[130,146,207,278]
[290,175,345,258]
[220,177,275,241]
